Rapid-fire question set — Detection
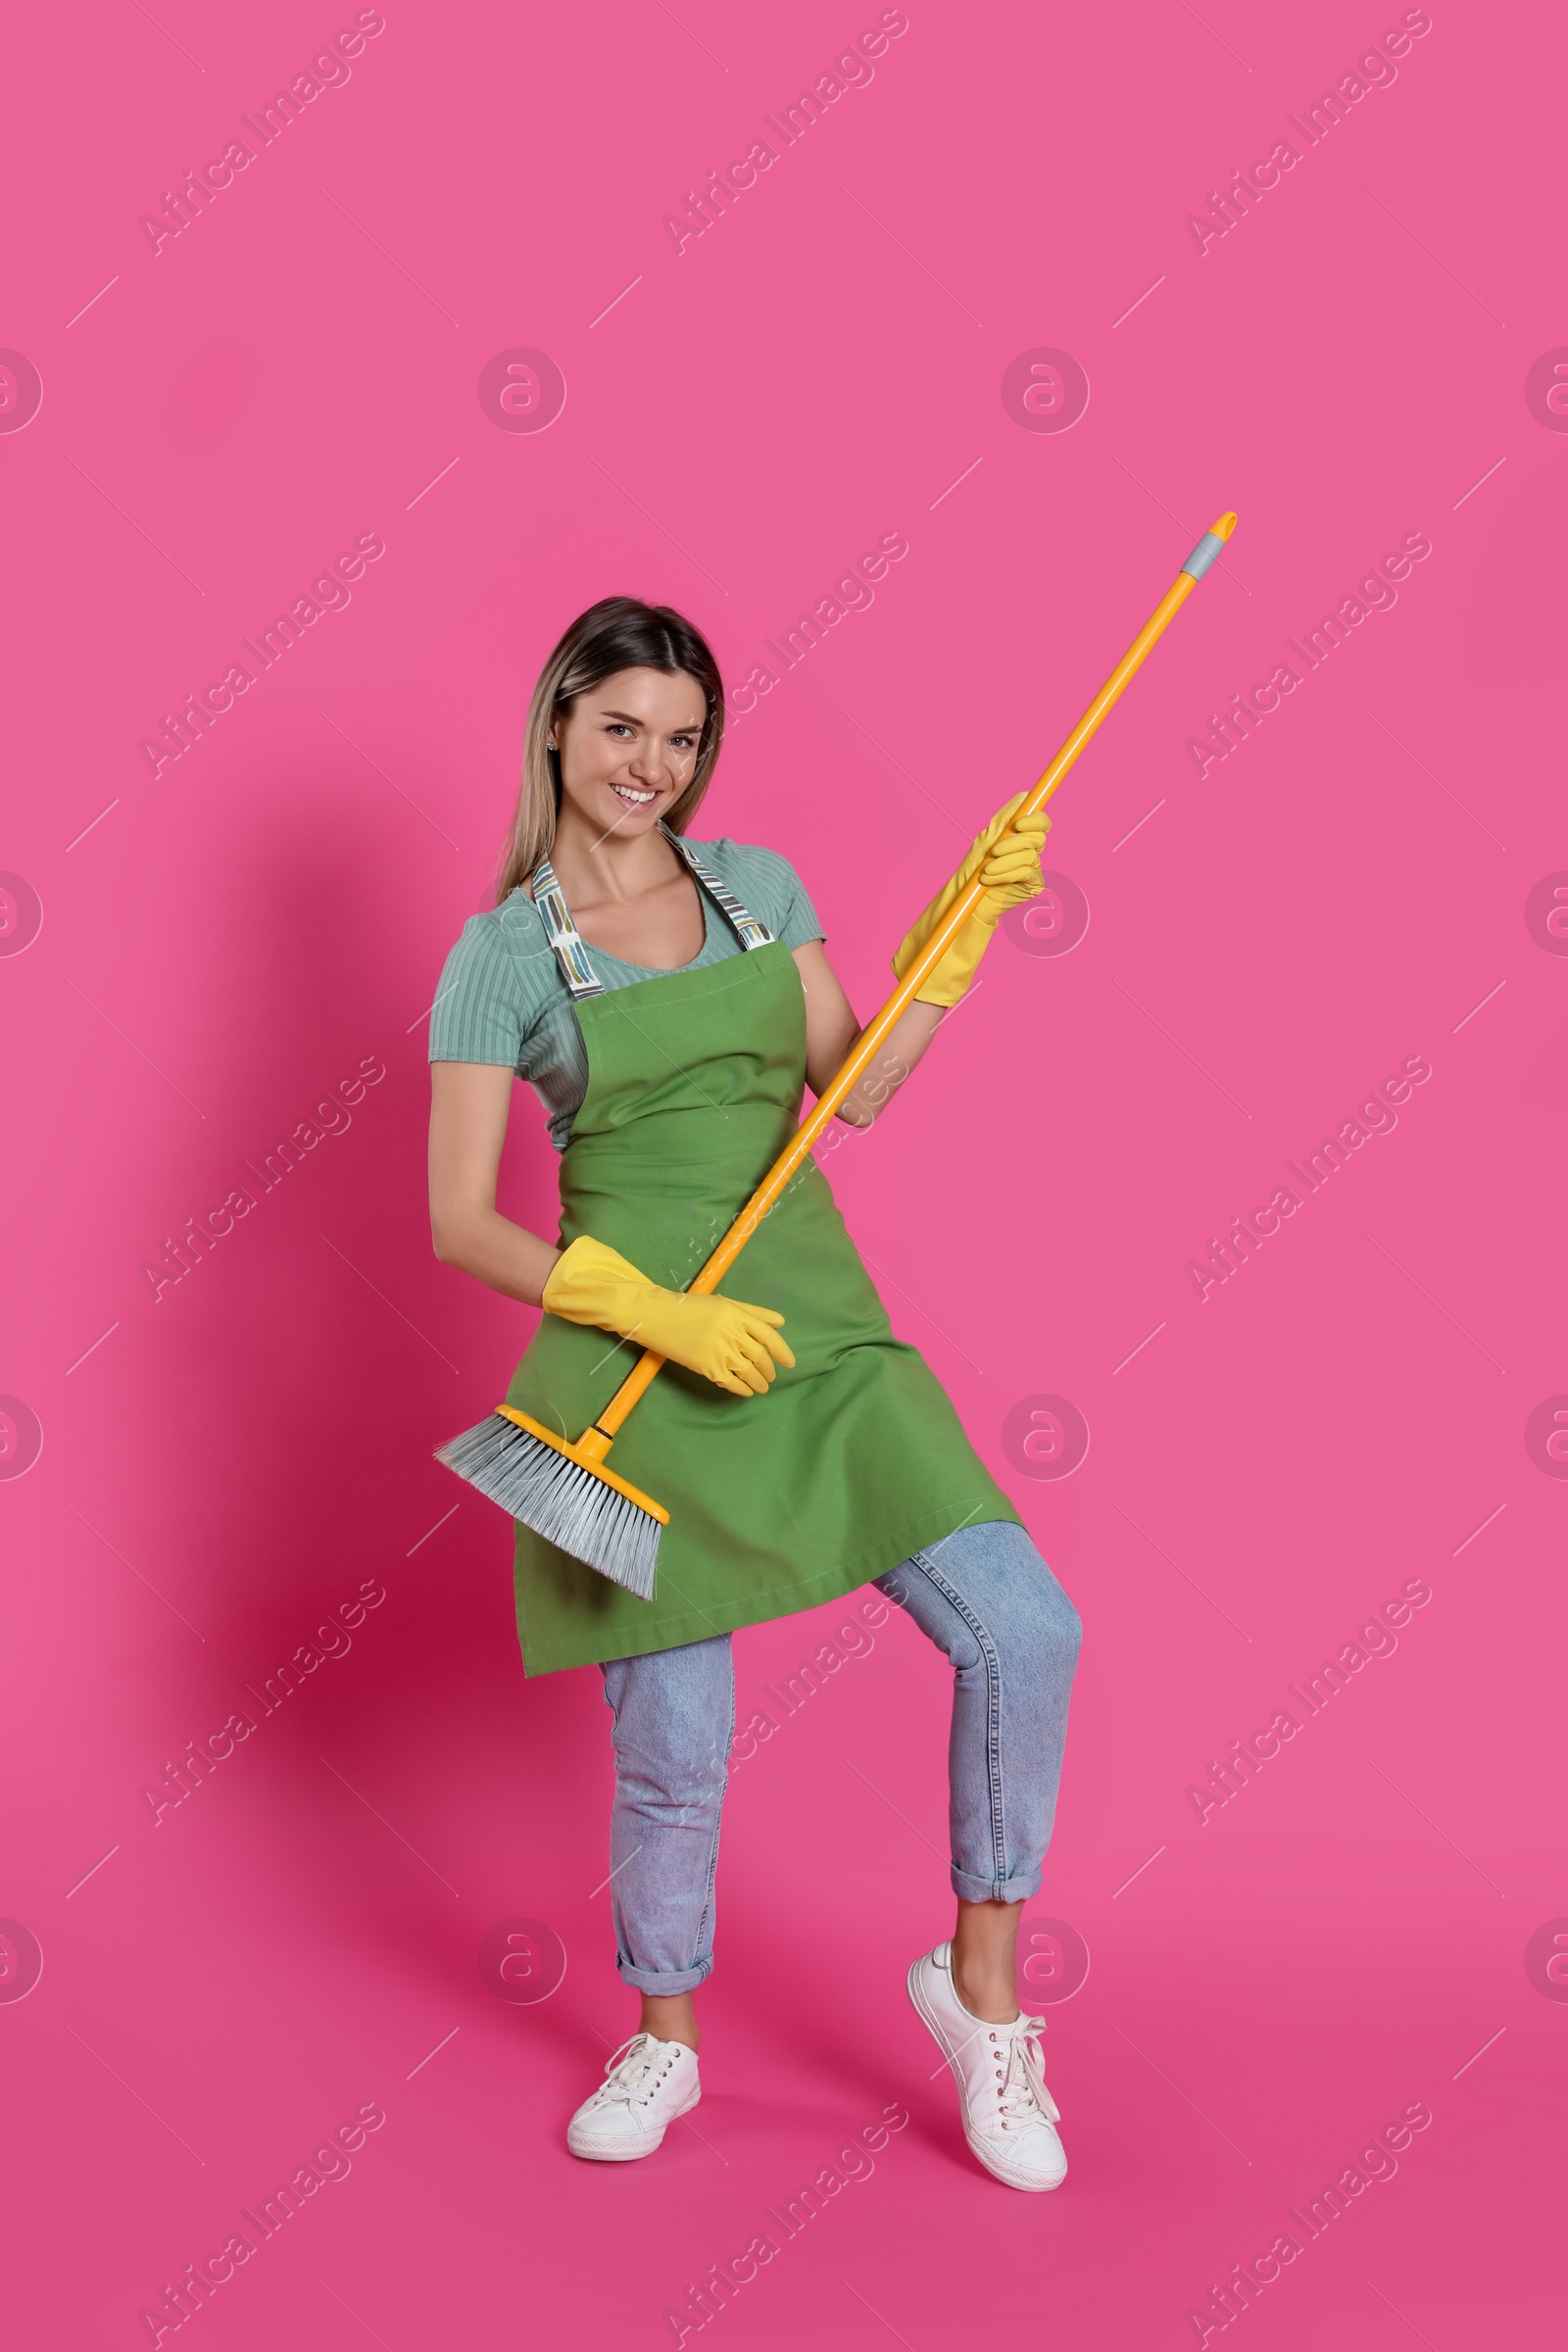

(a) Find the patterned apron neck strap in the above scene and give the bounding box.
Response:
[659,823,775,950]
[528,855,604,1000]
[529,829,774,997]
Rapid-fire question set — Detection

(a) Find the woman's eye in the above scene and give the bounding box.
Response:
[607,723,632,738]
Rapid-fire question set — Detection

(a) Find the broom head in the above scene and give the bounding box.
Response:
[435,1405,666,1601]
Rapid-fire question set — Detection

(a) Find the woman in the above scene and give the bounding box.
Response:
[426,597,1082,2192]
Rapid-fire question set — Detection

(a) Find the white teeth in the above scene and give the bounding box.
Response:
[612,786,655,804]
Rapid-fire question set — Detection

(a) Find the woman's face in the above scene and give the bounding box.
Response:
[551,666,707,841]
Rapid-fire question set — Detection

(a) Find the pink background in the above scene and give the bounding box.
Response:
[4,1,1564,2344]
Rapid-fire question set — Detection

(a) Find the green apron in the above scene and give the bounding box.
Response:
[505,840,1021,1675]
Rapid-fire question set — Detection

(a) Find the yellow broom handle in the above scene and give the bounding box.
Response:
[593,513,1237,1439]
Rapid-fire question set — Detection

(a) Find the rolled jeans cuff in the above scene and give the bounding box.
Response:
[614,1949,714,1997]
[951,1861,1044,1906]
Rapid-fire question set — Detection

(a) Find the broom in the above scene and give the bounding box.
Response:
[437,512,1239,1596]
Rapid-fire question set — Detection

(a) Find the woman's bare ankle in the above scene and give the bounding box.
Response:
[639,1991,700,2051]
[951,1960,1021,2026]
[952,1896,1024,2024]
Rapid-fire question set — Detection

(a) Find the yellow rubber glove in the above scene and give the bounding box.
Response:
[541,1235,795,1398]
[891,793,1051,1007]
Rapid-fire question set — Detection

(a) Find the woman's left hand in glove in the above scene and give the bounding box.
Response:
[891,792,1050,1007]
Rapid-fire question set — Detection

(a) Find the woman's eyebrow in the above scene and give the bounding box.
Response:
[598,707,705,730]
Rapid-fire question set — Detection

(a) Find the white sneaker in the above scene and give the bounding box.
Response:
[907,1941,1067,2191]
[566,2033,701,2162]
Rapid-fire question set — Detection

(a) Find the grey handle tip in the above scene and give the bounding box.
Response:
[1181,530,1226,581]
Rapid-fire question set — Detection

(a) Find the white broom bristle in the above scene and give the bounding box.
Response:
[434,1413,661,1601]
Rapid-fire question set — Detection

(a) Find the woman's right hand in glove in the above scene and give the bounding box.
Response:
[541,1235,795,1397]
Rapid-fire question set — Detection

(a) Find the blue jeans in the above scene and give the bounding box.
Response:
[598,1520,1082,1995]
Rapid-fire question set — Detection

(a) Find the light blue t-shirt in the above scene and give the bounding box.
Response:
[427,837,824,1150]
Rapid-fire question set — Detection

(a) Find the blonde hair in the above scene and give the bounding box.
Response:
[495,596,726,903]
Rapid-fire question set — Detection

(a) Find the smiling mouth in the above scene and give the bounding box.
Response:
[611,783,659,807]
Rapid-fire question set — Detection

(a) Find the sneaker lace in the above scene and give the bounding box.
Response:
[998,2015,1060,2130]
[590,2033,671,2110]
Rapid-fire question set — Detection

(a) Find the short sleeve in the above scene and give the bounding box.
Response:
[709,842,825,949]
[774,861,825,950]
[427,914,525,1066]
